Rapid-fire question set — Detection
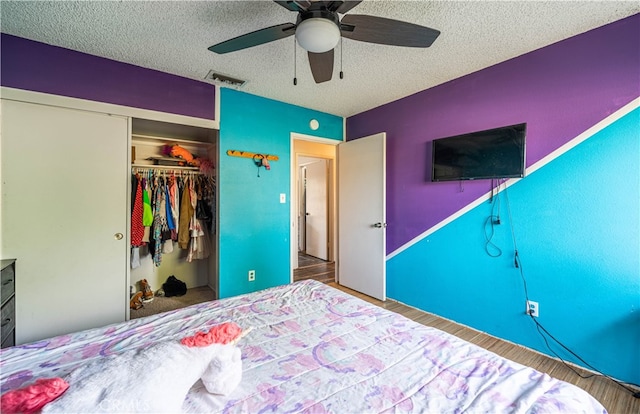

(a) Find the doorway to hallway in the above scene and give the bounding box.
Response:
[290,136,338,280]
[293,252,335,284]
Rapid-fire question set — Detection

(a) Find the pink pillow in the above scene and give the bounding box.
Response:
[1,377,69,414]
[181,322,243,347]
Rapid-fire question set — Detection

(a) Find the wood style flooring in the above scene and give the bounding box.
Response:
[329,282,640,414]
[293,253,335,284]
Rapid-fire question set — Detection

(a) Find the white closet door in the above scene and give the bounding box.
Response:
[1,99,128,344]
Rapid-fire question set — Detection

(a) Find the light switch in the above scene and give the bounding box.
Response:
[280,193,286,203]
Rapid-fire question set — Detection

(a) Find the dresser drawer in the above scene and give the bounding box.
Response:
[1,295,15,344]
[1,331,15,348]
[1,263,15,306]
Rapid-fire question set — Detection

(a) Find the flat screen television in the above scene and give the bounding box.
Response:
[431,123,526,181]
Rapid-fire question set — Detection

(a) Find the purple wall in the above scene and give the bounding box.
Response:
[1,34,215,120]
[346,14,640,254]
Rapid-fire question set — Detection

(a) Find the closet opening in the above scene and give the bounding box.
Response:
[129,118,219,319]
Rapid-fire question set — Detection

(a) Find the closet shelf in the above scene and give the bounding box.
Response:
[132,134,213,148]
[132,133,216,175]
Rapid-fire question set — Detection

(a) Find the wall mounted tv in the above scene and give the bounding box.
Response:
[431,123,527,182]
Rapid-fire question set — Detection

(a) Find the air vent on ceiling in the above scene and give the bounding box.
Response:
[204,70,247,88]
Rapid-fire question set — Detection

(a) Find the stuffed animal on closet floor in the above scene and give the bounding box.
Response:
[129,291,143,310]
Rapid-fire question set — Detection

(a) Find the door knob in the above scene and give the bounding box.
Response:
[114,233,124,240]
[373,222,387,228]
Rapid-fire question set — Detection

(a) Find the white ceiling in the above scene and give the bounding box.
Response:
[1,1,638,117]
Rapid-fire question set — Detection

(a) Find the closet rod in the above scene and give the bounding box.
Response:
[131,167,207,177]
[132,164,200,171]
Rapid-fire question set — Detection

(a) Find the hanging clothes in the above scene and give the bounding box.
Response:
[178,178,194,249]
[165,183,176,231]
[130,169,215,267]
[159,178,173,254]
[141,178,152,243]
[169,176,180,238]
[131,175,144,247]
[142,178,153,226]
[131,247,141,269]
[210,184,216,235]
[158,179,171,242]
[151,178,167,267]
[190,174,214,236]
[187,218,210,262]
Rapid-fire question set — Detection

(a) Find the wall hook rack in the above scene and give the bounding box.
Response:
[226,150,279,161]
[227,150,278,177]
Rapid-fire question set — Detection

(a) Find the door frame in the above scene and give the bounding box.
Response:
[290,132,341,283]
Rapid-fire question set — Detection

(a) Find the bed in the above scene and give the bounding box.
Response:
[0,280,605,413]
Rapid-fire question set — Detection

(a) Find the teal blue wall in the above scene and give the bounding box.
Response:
[218,88,342,298]
[387,108,640,383]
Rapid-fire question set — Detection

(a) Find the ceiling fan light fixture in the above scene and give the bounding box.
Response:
[296,17,340,53]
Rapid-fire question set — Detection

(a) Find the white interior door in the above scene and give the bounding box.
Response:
[305,159,328,260]
[1,99,128,344]
[338,133,386,300]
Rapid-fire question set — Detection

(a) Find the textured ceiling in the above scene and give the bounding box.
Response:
[1,1,638,117]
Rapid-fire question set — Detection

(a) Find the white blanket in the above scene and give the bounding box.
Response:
[43,342,241,413]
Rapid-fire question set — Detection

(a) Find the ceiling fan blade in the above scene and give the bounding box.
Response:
[340,14,440,47]
[273,1,311,12]
[209,23,296,54]
[308,49,334,83]
[330,1,362,14]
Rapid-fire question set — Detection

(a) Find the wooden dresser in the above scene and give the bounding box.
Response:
[1,259,16,348]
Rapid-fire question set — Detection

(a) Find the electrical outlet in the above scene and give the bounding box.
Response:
[526,300,539,317]
[248,270,255,281]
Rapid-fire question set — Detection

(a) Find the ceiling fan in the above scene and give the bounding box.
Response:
[208,0,440,83]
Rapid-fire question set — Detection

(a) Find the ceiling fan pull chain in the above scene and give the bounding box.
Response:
[293,37,298,86]
[340,36,344,80]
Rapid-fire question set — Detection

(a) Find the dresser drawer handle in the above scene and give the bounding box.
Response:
[1,318,11,327]
[2,279,13,286]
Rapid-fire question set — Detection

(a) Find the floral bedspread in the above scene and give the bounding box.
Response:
[0,280,605,413]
